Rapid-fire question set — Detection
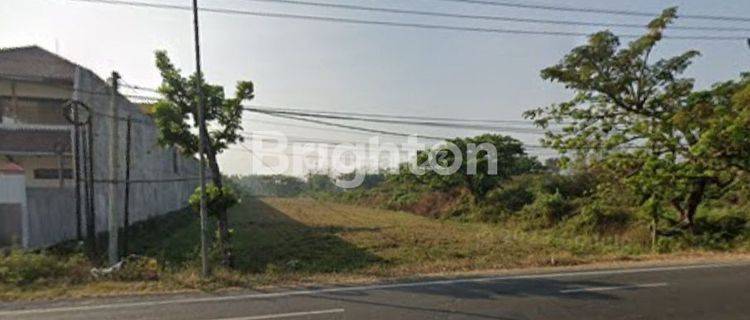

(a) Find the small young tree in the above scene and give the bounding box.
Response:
[152,51,254,266]
[524,8,750,230]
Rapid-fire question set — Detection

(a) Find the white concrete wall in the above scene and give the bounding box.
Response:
[0,170,29,247]
[8,67,201,248]
[75,68,201,240]
[0,172,26,203]
[26,187,76,248]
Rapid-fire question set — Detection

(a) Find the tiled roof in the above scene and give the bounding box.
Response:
[0,46,78,83]
[0,127,71,154]
[0,162,24,173]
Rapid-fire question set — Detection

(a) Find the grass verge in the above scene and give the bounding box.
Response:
[1,197,748,301]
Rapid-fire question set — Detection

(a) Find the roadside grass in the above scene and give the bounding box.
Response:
[1,197,748,301]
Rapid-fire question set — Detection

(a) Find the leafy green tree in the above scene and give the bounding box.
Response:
[152,51,254,265]
[189,185,239,220]
[394,134,541,199]
[524,7,750,229]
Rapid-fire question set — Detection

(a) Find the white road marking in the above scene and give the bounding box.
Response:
[0,262,746,317]
[560,282,669,294]
[215,308,344,320]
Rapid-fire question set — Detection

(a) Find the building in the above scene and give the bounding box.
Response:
[0,46,200,248]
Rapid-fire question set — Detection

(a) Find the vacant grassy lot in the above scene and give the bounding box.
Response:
[225,197,646,276]
[1,197,747,300]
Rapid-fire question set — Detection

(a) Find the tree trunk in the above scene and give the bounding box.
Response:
[683,179,707,232]
[206,145,233,267]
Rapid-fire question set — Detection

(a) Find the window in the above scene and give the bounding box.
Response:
[33,169,73,180]
[0,96,69,125]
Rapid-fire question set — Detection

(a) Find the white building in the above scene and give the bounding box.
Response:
[0,45,200,248]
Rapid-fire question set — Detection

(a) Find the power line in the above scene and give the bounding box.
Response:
[123,93,160,101]
[246,104,544,125]
[236,136,555,155]
[246,108,454,140]
[120,82,161,93]
[242,132,429,150]
[243,0,750,32]
[0,72,161,102]
[64,0,747,41]
[239,134,557,156]
[435,0,750,23]
[245,125,559,148]
[94,176,202,184]
[0,61,161,101]
[250,117,401,137]
[244,106,548,134]
[89,109,153,125]
[244,108,564,151]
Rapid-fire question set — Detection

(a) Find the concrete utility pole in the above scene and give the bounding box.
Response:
[72,67,83,241]
[108,71,121,266]
[192,0,210,277]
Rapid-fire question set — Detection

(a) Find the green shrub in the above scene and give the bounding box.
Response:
[571,202,634,234]
[0,251,89,286]
[227,175,307,197]
[652,207,750,251]
[520,191,576,227]
[189,184,239,218]
[307,173,339,193]
[539,173,597,199]
[688,209,750,248]
[471,206,506,223]
[485,185,535,213]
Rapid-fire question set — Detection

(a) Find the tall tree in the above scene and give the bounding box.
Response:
[524,8,750,229]
[394,134,541,199]
[152,51,254,265]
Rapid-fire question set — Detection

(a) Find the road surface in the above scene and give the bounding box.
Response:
[1,261,749,319]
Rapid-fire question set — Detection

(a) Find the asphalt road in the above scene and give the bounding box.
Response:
[2,262,749,320]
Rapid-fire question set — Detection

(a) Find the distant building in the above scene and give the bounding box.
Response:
[0,46,200,248]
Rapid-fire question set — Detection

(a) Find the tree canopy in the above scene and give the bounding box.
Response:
[152,51,252,158]
[524,7,750,228]
[152,50,255,266]
[393,134,541,199]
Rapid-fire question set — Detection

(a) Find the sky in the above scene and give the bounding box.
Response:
[1,0,749,176]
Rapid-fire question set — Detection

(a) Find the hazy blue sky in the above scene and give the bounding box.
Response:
[2,0,749,175]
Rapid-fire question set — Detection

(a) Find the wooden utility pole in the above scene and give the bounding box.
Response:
[108,71,121,266]
[192,0,210,277]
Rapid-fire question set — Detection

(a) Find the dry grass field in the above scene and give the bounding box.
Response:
[2,197,747,301]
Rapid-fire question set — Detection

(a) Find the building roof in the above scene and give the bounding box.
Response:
[0,127,71,155]
[0,46,78,83]
[0,162,25,174]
